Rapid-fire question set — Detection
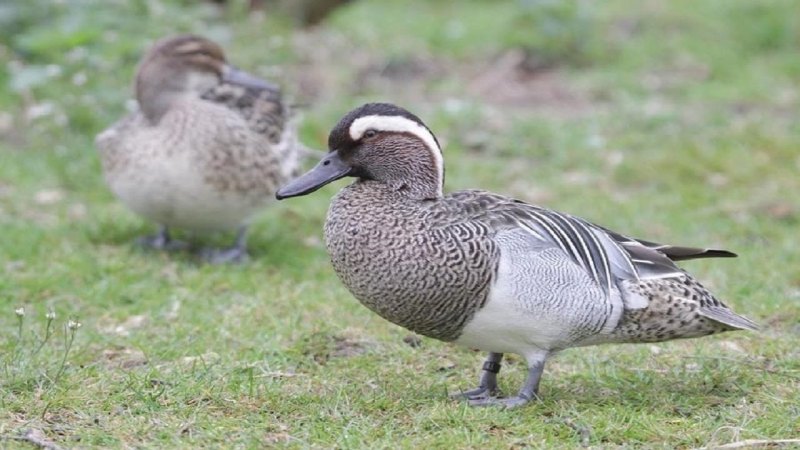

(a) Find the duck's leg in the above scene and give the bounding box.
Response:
[137,225,187,251]
[469,352,547,409]
[451,352,503,400]
[201,225,250,264]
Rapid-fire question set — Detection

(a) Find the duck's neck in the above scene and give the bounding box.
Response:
[351,176,442,204]
[384,176,443,201]
[364,140,445,201]
[137,89,174,124]
[136,70,217,124]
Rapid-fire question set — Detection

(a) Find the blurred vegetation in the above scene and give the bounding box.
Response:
[0,0,798,448]
[2,0,798,138]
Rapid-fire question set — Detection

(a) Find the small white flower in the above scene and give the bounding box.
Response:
[67,320,82,330]
[15,307,25,317]
[46,310,56,320]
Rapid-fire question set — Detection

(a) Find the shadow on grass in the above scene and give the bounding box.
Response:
[80,211,329,271]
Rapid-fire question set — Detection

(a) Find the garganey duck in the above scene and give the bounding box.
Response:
[96,34,302,263]
[276,103,758,408]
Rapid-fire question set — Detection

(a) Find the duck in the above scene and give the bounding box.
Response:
[276,103,759,408]
[96,34,303,263]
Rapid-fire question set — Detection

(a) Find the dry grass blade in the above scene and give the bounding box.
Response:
[694,439,800,449]
[5,429,65,450]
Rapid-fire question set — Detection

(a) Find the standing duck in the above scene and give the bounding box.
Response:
[276,103,758,408]
[96,34,303,263]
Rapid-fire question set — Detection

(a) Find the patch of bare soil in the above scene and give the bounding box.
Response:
[298,328,374,364]
[98,314,149,337]
[464,49,591,114]
[101,347,148,369]
[287,29,595,118]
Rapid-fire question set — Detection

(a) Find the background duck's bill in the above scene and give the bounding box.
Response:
[222,65,278,91]
[276,151,351,199]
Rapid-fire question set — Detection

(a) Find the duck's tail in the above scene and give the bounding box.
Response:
[700,305,760,331]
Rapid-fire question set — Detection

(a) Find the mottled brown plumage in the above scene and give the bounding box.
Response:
[325,182,498,341]
[96,34,302,262]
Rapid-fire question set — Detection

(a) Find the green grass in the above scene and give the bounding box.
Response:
[1,0,799,448]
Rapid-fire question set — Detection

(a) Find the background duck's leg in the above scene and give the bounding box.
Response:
[201,225,250,264]
[469,351,547,409]
[452,352,503,400]
[137,225,187,251]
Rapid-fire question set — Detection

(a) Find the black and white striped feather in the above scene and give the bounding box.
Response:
[602,230,737,261]
[440,190,733,296]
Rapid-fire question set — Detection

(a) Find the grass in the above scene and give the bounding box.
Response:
[1,0,799,447]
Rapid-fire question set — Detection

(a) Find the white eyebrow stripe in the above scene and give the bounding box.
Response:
[349,114,444,196]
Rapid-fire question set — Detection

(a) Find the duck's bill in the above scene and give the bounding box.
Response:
[222,65,278,91]
[276,151,352,200]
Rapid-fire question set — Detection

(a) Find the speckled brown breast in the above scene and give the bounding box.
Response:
[324,181,499,341]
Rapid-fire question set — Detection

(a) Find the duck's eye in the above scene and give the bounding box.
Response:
[363,129,378,139]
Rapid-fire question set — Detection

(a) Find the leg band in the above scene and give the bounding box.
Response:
[482,361,501,374]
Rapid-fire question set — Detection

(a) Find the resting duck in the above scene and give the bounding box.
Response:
[96,34,302,263]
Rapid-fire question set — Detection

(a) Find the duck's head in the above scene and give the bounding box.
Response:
[135,34,275,123]
[277,103,444,201]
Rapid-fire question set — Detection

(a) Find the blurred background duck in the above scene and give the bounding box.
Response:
[96,34,304,263]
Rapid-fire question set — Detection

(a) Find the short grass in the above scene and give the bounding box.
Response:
[1,0,799,448]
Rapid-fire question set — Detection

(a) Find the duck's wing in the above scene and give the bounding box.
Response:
[443,190,756,330]
[600,230,737,261]
[201,80,288,144]
[443,190,728,296]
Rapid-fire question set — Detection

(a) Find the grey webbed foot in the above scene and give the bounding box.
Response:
[462,353,546,409]
[452,385,496,401]
[136,226,187,251]
[199,225,250,264]
[451,352,503,401]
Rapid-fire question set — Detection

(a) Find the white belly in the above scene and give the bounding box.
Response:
[107,153,266,232]
[455,283,574,361]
